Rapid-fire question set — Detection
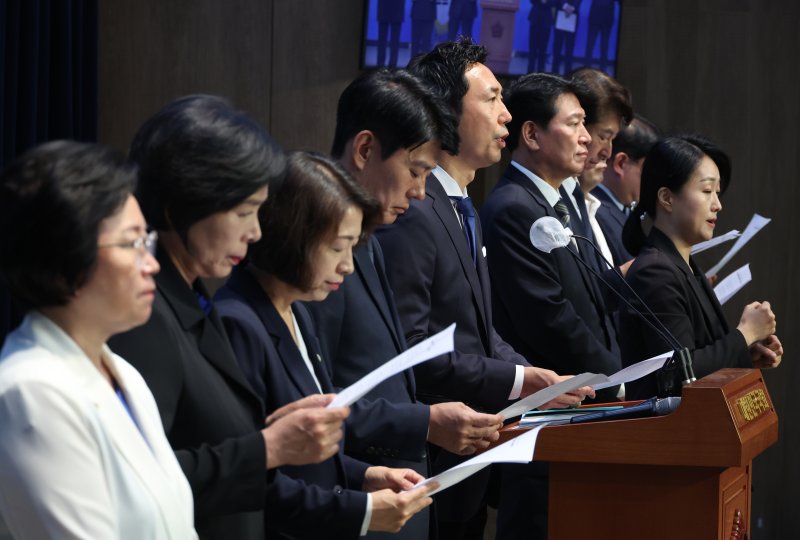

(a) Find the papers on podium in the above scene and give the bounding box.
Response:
[705,214,770,277]
[411,424,547,497]
[592,350,672,391]
[328,324,455,408]
[497,372,609,421]
[714,264,752,306]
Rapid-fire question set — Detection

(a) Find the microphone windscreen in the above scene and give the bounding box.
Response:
[530,216,572,253]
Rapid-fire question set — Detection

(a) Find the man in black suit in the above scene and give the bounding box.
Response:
[448,0,477,40]
[479,73,622,539]
[307,68,508,540]
[376,39,593,540]
[593,114,660,265]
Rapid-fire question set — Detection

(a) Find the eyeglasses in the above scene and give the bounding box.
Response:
[98,230,158,268]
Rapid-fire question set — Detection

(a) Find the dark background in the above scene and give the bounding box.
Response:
[1,0,797,538]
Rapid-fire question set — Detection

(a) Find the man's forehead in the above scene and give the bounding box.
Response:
[465,63,501,93]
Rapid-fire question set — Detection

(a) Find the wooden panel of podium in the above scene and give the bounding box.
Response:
[496,369,778,539]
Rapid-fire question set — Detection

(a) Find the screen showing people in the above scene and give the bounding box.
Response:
[362,0,621,76]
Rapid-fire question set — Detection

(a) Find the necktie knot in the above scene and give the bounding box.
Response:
[453,196,475,218]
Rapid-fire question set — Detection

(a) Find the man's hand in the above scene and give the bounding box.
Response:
[428,402,503,455]
[521,367,596,409]
[368,484,437,533]
[363,466,424,493]
[265,393,336,425]
[262,398,349,469]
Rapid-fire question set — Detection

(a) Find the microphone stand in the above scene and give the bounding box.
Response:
[566,234,697,396]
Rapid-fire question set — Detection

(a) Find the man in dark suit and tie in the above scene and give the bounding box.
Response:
[479,72,623,539]
[307,68,509,540]
[593,114,661,265]
[376,39,593,540]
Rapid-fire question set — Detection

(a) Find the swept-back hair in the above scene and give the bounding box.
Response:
[623,134,731,255]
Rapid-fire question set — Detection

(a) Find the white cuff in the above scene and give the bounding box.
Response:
[360,493,373,536]
[508,365,525,400]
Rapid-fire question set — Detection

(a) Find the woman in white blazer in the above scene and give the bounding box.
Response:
[0,141,197,539]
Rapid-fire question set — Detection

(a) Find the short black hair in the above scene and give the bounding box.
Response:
[250,151,381,292]
[0,141,136,308]
[331,69,459,159]
[569,67,633,127]
[612,114,661,161]
[408,37,487,119]
[130,94,286,238]
[503,73,584,152]
[623,134,732,255]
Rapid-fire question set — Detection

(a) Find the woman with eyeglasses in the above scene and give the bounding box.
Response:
[0,141,197,538]
[108,95,351,539]
[215,152,437,539]
[619,135,783,399]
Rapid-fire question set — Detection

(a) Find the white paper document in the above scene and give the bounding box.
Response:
[714,264,752,306]
[705,214,770,277]
[412,424,546,496]
[497,372,609,421]
[691,229,740,255]
[592,351,672,390]
[328,324,455,408]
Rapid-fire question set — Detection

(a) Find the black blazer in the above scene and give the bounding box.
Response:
[480,165,621,400]
[305,238,431,540]
[376,174,530,413]
[376,173,530,524]
[306,238,430,464]
[592,185,633,266]
[108,250,267,539]
[215,268,372,540]
[619,228,751,399]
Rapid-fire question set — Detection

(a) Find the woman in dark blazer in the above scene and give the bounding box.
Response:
[619,135,783,399]
[215,152,436,539]
[108,96,351,539]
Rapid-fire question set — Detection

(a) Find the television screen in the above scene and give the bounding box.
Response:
[361,0,622,77]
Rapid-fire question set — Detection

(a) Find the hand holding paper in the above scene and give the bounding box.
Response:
[328,323,455,408]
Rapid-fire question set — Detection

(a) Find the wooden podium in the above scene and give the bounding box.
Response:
[497,369,778,539]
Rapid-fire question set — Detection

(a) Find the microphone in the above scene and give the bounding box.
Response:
[529,216,696,396]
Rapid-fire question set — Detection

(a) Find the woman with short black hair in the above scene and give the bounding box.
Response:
[109,96,351,539]
[0,140,197,538]
[620,135,783,399]
[215,151,437,539]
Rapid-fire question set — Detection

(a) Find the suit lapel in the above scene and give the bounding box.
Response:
[649,229,727,338]
[353,241,405,353]
[504,167,605,309]
[293,305,335,394]
[427,174,490,333]
[156,253,261,406]
[29,313,185,537]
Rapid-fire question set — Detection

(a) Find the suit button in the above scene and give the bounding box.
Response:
[334,485,344,494]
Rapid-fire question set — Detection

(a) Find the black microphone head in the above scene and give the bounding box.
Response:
[530,216,572,253]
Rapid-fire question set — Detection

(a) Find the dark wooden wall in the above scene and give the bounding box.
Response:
[97,1,799,538]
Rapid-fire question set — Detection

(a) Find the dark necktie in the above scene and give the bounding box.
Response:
[554,197,571,229]
[451,196,477,264]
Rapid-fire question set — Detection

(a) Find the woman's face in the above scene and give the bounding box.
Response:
[184,186,269,279]
[666,155,723,245]
[82,195,160,335]
[303,205,363,302]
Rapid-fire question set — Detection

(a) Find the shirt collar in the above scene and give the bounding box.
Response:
[510,160,560,207]
[432,166,468,198]
[595,183,626,212]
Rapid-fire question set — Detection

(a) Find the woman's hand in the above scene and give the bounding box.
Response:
[737,301,776,345]
[750,334,784,369]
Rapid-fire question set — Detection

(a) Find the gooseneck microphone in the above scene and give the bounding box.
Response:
[529,216,696,396]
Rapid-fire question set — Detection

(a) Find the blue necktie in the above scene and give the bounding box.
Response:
[451,196,477,264]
